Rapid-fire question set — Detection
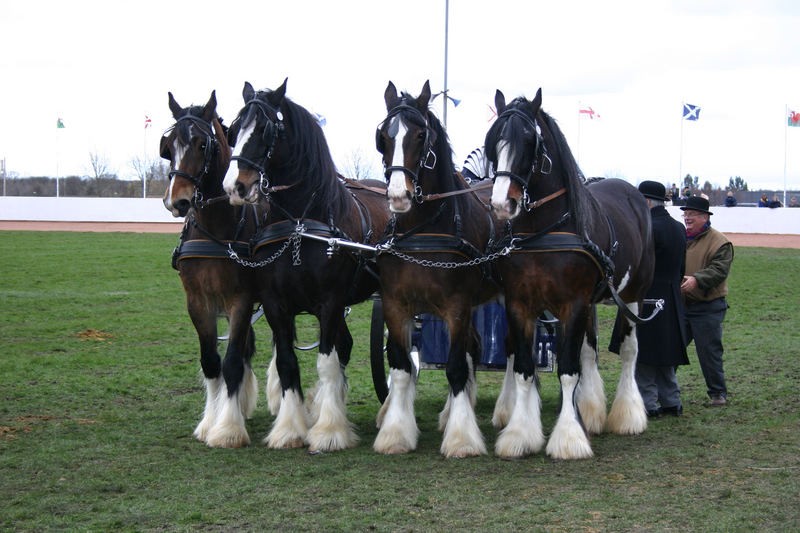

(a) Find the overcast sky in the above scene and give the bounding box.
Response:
[2,0,800,191]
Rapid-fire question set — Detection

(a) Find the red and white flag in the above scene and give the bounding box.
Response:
[579,106,600,120]
[144,115,152,129]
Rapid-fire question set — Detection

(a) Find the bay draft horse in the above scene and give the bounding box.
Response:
[486,88,655,460]
[374,81,499,457]
[161,91,264,447]
[223,79,390,452]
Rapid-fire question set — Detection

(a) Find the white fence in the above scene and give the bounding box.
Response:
[0,197,799,234]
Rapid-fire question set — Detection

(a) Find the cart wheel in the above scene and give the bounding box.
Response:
[370,297,389,403]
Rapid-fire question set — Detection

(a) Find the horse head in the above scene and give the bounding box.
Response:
[484,88,555,221]
[223,79,288,205]
[161,91,230,217]
[376,80,454,214]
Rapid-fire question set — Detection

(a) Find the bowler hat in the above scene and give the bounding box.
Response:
[638,181,666,201]
[680,196,713,215]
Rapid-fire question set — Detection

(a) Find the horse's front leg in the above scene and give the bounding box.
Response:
[188,303,223,444]
[374,312,419,454]
[306,306,358,453]
[205,301,258,448]
[440,311,486,458]
[546,305,593,460]
[606,304,647,435]
[494,309,545,459]
[264,311,309,449]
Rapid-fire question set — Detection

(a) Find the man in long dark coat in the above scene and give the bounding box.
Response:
[635,181,689,417]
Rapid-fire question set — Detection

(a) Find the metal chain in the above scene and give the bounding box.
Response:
[226,224,307,268]
[375,239,518,269]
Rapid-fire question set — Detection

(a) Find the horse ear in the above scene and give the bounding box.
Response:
[494,90,506,114]
[270,77,288,105]
[202,90,217,120]
[417,80,432,109]
[531,88,542,112]
[384,81,398,111]
[160,134,171,161]
[243,82,255,102]
[168,92,182,119]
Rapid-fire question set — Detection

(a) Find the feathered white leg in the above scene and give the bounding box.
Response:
[546,373,593,459]
[265,349,281,416]
[265,388,309,449]
[607,313,647,435]
[439,356,476,431]
[374,368,419,454]
[492,353,516,429]
[307,349,358,452]
[194,375,223,443]
[206,381,250,448]
[576,336,607,434]
[440,389,486,458]
[495,371,545,458]
[241,363,258,419]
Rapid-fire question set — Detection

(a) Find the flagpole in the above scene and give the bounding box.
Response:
[143,117,148,199]
[442,0,449,128]
[679,102,684,186]
[55,126,60,198]
[784,105,788,207]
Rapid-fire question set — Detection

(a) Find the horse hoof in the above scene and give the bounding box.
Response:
[206,432,250,449]
[375,443,413,455]
[264,434,306,449]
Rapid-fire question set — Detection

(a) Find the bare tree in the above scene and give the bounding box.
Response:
[88,151,115,179]
[339,149,381,181]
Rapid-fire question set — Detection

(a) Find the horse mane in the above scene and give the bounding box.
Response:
[535,110,594,234]
[265,91,351,220]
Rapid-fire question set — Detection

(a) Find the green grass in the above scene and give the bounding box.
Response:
[1,231,798,532]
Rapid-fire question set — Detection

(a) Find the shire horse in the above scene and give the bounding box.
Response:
[223,79,390,452]
[161,91,263,448]
[485,88,655,459]
[373,81,499,457]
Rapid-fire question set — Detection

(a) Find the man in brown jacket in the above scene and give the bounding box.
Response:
[679,196,734,406]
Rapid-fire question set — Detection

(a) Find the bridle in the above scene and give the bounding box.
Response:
[229,98,287,196]
[377,104,437,203]
[491,108,556,211]
[162,114,228,208]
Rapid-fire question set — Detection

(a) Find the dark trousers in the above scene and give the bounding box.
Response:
[636,363,681,411]
[684,298,728,398]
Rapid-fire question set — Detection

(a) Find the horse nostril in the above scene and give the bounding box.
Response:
[174,199,191,216]
[235,182,246,198]
[507,198,518,214]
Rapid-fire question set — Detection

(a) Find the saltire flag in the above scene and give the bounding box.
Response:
[144,115,152,129]
[313,112,326,127]
[788,109,800,127]
[683,103,701,121]
[56,117,65,129]
[579,106,600,119]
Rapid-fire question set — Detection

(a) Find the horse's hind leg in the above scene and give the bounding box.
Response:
[607,304,647,435]
[440,315,485,458]
[576,312,607,435]
[307,310,358,453]
[206,305,257,448]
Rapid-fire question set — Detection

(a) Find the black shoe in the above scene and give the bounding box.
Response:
[646,409,662,419]
[660,405,683,417]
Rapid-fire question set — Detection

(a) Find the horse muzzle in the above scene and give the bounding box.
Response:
[491,197,520,221]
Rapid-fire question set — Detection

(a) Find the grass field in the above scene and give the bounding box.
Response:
[1,230,798,532]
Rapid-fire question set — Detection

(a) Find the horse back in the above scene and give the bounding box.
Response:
[586,178,655,299]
